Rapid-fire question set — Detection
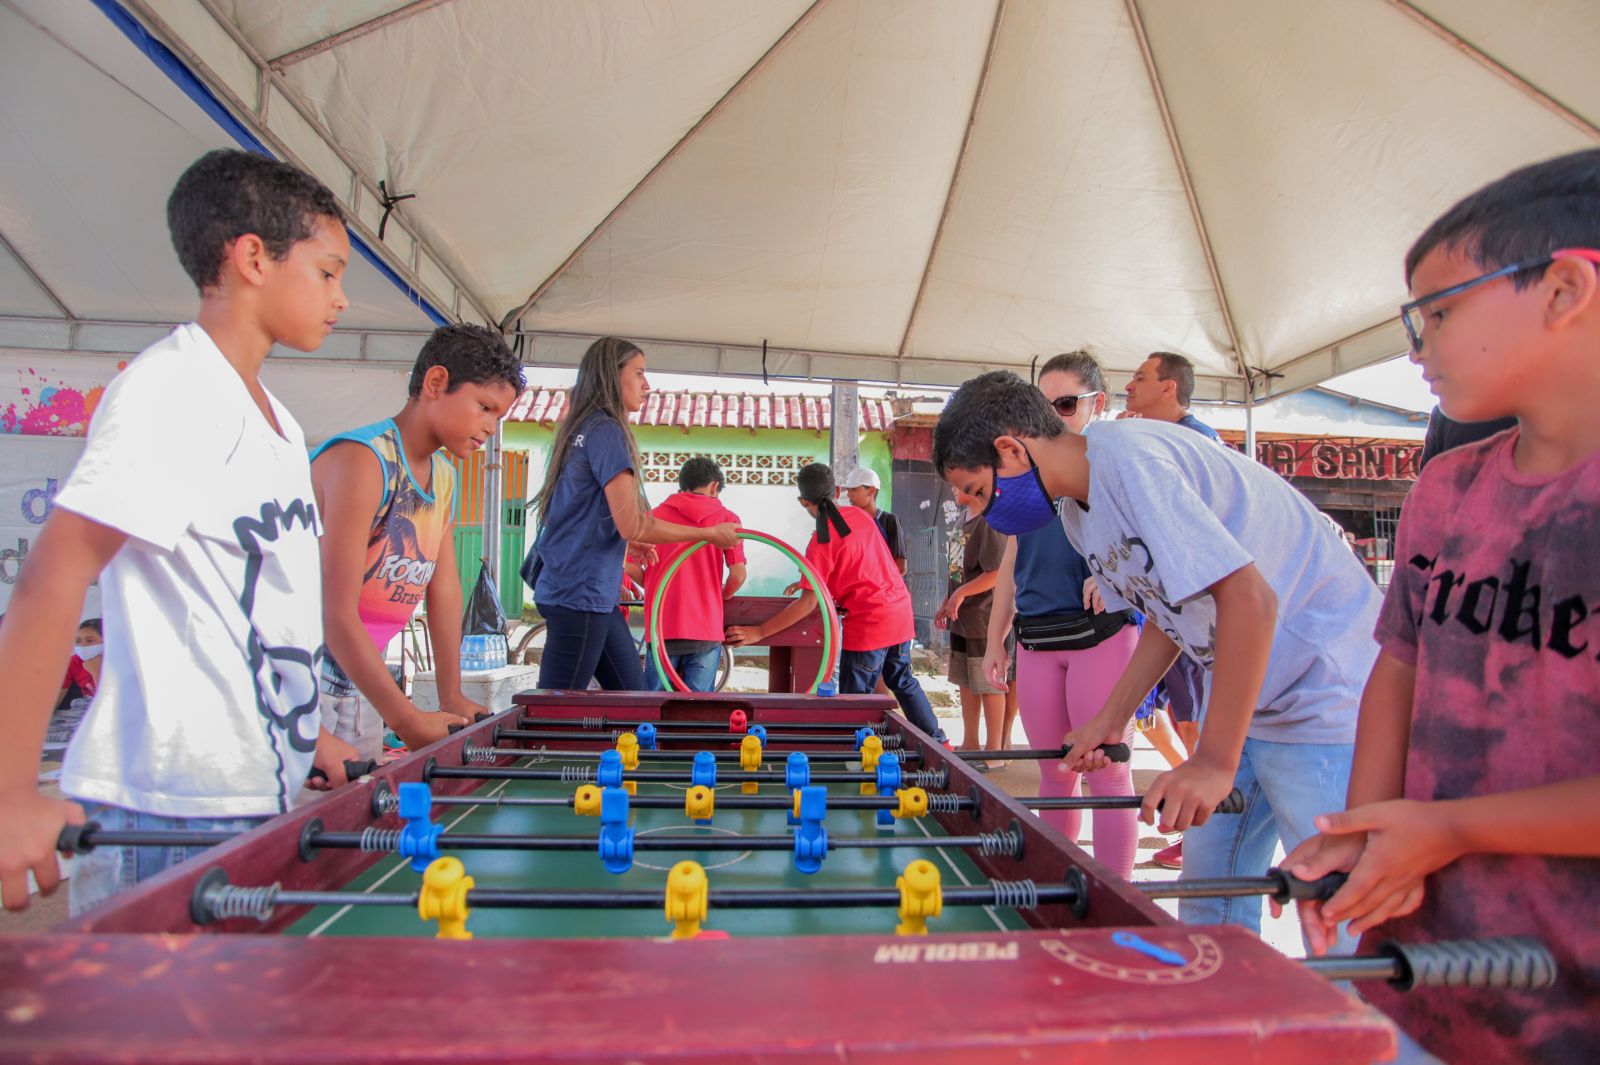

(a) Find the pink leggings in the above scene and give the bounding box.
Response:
[1015,624,1138,879]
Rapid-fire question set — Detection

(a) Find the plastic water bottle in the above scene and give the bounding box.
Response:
[460,634,480,672]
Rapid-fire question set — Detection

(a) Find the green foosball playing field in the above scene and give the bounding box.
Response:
[288,748,1030,941]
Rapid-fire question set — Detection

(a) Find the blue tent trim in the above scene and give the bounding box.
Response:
[88,0,450,328]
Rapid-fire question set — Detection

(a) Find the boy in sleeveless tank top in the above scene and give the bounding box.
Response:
[310,325,523,761]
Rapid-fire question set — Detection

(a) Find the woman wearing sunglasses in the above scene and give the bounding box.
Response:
[978,351,1140,878]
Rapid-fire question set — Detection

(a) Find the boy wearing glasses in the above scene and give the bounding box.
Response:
[931,372,1381,949]
[1281,150,1600,1062]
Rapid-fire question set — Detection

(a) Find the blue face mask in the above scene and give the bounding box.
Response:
[981,448,1058,536]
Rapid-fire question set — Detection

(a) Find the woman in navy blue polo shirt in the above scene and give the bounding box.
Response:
[528,337,738,690]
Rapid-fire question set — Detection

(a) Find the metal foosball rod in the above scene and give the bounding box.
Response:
[383,791,978,813]
[58,788,1249,859]
[50,825,1028,859]
[180,862,1560,995]
[421,764,949,787]
[519,715,885,733]
[494,728,900,748]
[952,743,1130,763]
[466,745,924,765]
[1023,788,1247,815]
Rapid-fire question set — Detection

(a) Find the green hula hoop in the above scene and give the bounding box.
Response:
[645,528,841,694]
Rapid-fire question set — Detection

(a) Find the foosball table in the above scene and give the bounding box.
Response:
[1,691,1553,1062]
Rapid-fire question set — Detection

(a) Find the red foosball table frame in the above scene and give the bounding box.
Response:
[0,692,1396,1063]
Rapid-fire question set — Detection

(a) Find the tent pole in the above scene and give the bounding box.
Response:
[1244,384,1258,464]
[484,426,503,622]
[829,382,861,481]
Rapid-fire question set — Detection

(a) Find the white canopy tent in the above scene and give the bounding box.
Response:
[2,0,1596,577]
[4,0,1596,400]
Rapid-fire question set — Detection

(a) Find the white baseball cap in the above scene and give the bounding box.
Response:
[839,468,881,490]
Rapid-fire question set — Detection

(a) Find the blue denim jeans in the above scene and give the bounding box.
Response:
[536,602,646,691]
[69,802,266,917]
[645,645,723,692]
[840,642,947,743]
[1178,735,1357,954]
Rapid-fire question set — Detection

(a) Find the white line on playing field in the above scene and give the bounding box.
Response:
[304,772,519,938]
[910,815,1007,933]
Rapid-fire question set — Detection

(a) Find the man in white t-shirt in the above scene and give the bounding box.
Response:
[932,371,1380,948]
[0,150,359,915]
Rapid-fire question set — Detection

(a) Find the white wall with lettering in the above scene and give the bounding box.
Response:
[0,436,97,618]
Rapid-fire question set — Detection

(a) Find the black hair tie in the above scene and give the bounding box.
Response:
[811,497,852,544]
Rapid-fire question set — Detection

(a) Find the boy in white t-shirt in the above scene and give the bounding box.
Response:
[933,371,1381,946]
[0,149,358,915]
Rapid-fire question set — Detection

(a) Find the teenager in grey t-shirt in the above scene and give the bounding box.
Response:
[1061,419,1380,745]
[932,372,1380,947]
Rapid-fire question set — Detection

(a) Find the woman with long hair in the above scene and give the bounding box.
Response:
[980,351,1140,879]
[528,337,738,690]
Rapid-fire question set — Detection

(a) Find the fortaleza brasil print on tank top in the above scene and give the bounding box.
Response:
[312,419,456,695]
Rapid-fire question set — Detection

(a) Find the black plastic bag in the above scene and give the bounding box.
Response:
[463,559,507,636]
[461,560,510,669]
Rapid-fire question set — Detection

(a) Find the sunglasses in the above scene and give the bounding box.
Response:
[1049,390,1101,417]
[1400,247,1600,353]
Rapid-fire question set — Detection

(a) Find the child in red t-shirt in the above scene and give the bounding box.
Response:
[727,464,946,742]
[631,457,746,691]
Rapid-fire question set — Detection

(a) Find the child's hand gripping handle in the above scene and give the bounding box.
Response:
[1268,866,1349,903]
[307,759,377,784]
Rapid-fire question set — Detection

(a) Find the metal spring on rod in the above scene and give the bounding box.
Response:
[926,793,966,813]
[976,828,1023,858]
[909,768,948,788]
[358,828,400,853]
[461,744,498,765]
[880,734,903,749]
[560,764,595,783]
[372,790,399,815]
[582,716,605,730]
[204,883,279,923]
[990,879,1040,910]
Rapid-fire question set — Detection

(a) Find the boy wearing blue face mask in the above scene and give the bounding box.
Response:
[933,371,1380,946]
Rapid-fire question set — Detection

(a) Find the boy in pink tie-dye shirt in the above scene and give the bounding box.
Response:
[1283,150,1600,1063]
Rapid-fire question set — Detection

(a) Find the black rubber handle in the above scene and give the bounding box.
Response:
[448,713,494,735]
[56,820,101,855]
[1057,742,1131,762]
[1212,787,1247,815]
[307,759,377,783]
[1269,868,1348,903]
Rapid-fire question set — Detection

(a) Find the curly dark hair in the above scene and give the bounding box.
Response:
[932,371,1063,476]
[678,456,725,493]
[167,149,346,291]
[408,323,524,398]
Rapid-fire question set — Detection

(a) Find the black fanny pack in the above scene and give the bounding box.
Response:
[1014,608,1131,652]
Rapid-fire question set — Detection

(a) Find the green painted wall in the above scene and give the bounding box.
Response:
[504,423,893,603]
